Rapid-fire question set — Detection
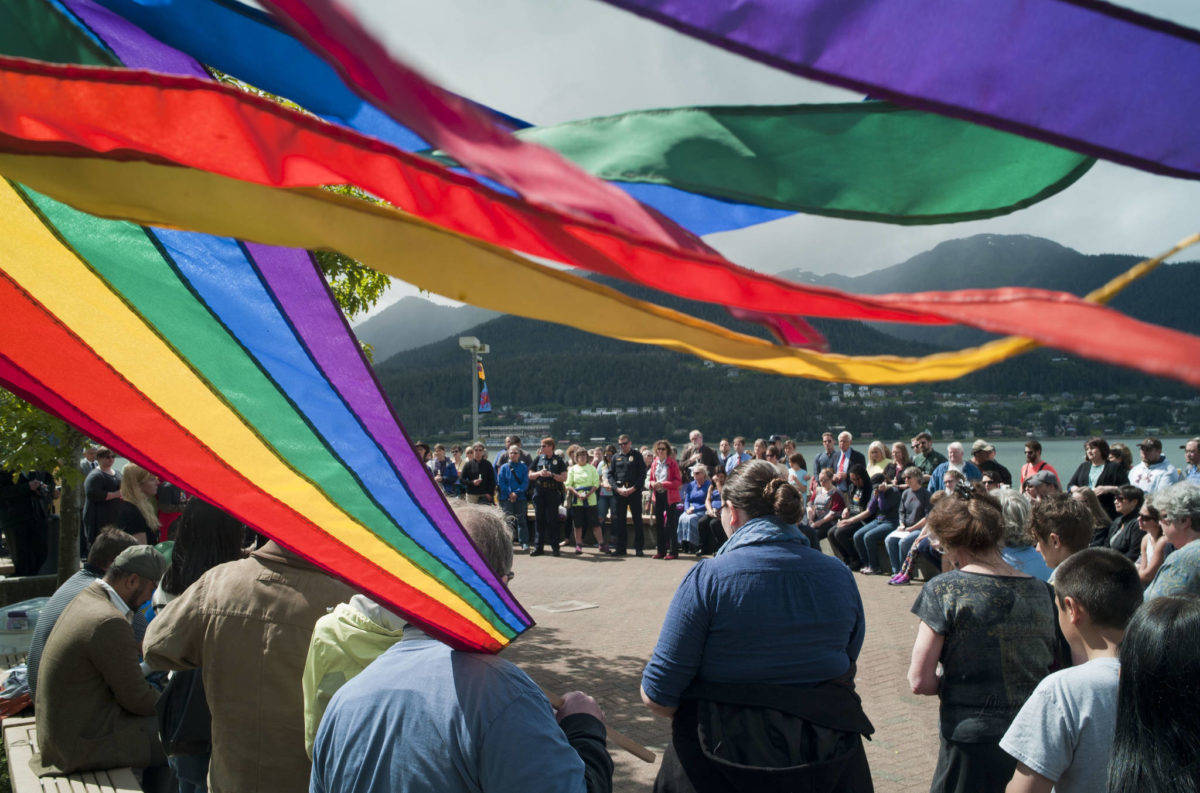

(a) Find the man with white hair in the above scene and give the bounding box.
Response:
[311,502,613,793]
[927,442,982,492]
[1183,437,1200,485]
[832,431,866,493]
[679,429,718,483]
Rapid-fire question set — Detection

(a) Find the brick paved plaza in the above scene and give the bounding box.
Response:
[504,546,939,793]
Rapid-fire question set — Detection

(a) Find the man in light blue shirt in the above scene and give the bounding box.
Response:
[310,503,612,793]
[1182,438,1200,484]
[927,442,982,492]
[724,436,751,474]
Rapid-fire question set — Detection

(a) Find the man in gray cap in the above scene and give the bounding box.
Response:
[1024,469,1061,501]
[34,545,170,786]
[971,439,1012,486]
[1129,437,1181,494]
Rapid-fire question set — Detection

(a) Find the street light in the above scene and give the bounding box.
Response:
[458,336,489,442]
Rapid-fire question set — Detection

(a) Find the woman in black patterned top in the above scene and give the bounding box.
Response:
[907,482,1066,793]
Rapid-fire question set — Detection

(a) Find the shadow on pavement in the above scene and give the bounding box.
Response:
[504,623,667,790]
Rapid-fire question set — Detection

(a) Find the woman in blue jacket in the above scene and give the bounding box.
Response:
[641,460,872,792]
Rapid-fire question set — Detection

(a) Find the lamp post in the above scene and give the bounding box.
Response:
[458,336,489,442]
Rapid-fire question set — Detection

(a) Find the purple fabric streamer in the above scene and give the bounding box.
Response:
[596,0,1200,180]
[57,0,206,76]
[248,243,526,617]
[55,0,520,610]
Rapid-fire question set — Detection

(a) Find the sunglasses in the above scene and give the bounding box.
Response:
[1137,513,1155,522]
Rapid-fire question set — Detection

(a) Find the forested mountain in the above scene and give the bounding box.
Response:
[355,296,498,361]
[370,235,1199,440]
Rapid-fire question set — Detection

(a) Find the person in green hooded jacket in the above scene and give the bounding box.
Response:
[302,594,407,757]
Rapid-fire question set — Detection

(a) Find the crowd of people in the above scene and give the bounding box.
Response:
[7,430,1200,792]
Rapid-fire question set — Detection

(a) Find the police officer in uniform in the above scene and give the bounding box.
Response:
[606,434,648,557]
[529,437,568,556]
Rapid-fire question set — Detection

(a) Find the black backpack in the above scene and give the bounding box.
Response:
[156,668,211,756]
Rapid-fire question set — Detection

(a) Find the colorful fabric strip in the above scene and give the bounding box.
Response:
[69,0,783,233]
[3,58,1196,358]
[516,102,1093,224]
[260,0,711,251]
[0,180,515,650]
[5,150,1197,389]
[75,0,1091,229]
[590,0,1200,180]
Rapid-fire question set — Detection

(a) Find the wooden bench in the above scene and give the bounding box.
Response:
[3,717,141,792]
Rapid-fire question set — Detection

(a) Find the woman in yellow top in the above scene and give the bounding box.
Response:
[866,441,888,479]
[566,448,603,555]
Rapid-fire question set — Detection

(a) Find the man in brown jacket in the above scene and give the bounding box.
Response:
[144,540,355,793]
[34,545,169,777]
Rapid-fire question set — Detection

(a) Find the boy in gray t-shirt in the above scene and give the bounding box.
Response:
[1000,549,1142,793]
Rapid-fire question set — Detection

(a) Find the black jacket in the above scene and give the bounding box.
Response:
[460,458,496,497]
[609,449,648,492]
[1092,512,1144,562]
[561,714,613,793]
[656,676,874,793]
[1067,461,1128,518]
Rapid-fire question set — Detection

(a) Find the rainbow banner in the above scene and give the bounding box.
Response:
[0,180,530,652]
[0,0,531,652]
[477,362,492,415]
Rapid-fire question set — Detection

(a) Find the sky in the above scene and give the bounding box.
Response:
[348,0,1200,318]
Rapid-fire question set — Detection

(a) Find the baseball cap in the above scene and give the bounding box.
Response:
[971,439,994,454]
[1138,437,1162,450]
[1027,470,1060,489]
[110,545,169,581]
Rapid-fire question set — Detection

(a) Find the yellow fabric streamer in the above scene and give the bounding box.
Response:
[0,152,1194,384]
[0,178,506,644]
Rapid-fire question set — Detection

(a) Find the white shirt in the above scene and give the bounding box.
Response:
[97,579,132,619]
[1129,458,1181,493]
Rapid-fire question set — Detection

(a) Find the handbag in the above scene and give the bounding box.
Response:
[156,668,212,756]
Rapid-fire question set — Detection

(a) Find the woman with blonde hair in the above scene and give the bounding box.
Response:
[116,463,160,544]
[866,441,888,478]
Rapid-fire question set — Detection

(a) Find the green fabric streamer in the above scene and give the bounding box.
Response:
[516,102,1095,224]
[0,0,113,66]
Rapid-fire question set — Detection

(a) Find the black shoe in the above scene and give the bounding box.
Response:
[635,550,645,557]
[529,549,544,556]
[552,549,561,557]
[609,550,627,557]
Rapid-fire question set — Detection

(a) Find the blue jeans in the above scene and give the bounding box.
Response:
[169,753,209,793]
[852,518,896,571]
[885,529,922,572]
[501,499,529,545]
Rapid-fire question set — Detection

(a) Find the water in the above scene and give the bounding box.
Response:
[787,436,1193,481]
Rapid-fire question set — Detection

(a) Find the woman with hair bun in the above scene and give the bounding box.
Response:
[641,460,872,792]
